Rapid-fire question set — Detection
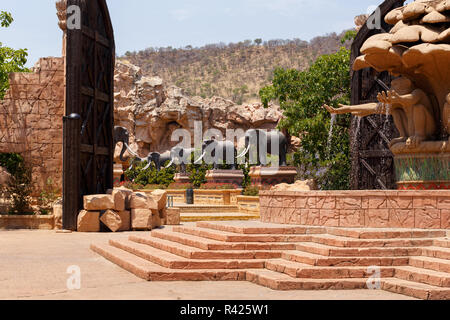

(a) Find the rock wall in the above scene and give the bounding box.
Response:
[114,60,283,162]
[0,57,64,195]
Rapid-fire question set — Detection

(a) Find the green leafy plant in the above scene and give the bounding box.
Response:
[260,45,352,190]
[124,158,175,188]
[37,178,60,215]
[1,153,33,215]
[0,11,29,98]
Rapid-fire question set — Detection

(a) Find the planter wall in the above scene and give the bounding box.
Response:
[260,190,450,229]
[0,215,55,230]
[156,189,243,206]
[236,196,260,214]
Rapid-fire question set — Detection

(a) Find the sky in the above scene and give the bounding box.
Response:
[0,0,398,67]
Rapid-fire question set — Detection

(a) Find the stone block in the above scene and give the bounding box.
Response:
[52,201,63,230]
[117,210,131,231]
[129,192,149,209]
[131,209,152,230]
[83,194,114,211]
[339,209,364,227]
[150,189,167,210]
[365,209,390,228]
[165,208,181,225]
[77,210,100,232]
[111,189,126,211]
[152,211,162,229]
[100,210,122,232]
[389,209,415,228]
[415,209,441,229]
[441,210,450,229]
[413,196,437,209]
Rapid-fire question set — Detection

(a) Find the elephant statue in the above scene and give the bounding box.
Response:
[237,129,288,167]
[170,146,195,174]
[194,139,237,170]
[114,126,139,162]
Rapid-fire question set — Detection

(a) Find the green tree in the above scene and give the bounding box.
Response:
[254,38,263,46]
[0,11,29,99]
[260,47,351,190]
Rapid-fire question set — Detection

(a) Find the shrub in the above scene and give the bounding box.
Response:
[1,153,33,215]
[167,182,193,190]
[37,177,60,215]
[243,184,271,196]
[124,158,175,188]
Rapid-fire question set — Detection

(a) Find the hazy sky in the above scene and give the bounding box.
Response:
[0,0,392,66]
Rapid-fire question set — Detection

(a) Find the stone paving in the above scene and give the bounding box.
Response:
[0,228,414,300]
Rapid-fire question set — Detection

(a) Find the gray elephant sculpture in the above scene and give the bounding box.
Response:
[237,129,288,167]
[194,139,237,170]
[114,126,139,162]
[170,147,195,174]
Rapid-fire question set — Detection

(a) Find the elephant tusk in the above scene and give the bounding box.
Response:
[124,143,139,158]
[194,152,206,164]
[237,145,251,158]
[164,159,174,169]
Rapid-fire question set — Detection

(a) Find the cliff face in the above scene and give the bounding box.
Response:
[114,60,283,162]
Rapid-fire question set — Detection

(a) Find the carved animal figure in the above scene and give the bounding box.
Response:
[195,139,237,170]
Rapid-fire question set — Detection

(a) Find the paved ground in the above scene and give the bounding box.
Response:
[0,229,415,300]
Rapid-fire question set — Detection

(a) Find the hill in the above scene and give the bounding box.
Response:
[120,31,351,104]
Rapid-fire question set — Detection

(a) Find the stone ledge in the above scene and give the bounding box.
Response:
[0,215,55,230]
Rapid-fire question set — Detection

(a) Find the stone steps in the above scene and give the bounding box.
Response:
[109,239,266,269]
[434,239,450,248]
[196,221,325,235]
[129,234,284,260]
[181,212,259,222]
[265,259,395,279]
[409,256,450,273]
[90,243,247,281]
[175,205,239,213]
[245,269,368,291]
[310,234,435,248]
[394,266,450,287]
[151,229,297,251]
[326,228,446,240]
[89,221,450,300]
[381,278,450,300]
[295,241,422,257]
[282,251,409,267]
[173,226,314,243]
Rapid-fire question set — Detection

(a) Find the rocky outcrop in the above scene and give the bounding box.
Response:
[114,60,284,163]
[271,179,318,191]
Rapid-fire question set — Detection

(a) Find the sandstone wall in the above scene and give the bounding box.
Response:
[0,57,64,194]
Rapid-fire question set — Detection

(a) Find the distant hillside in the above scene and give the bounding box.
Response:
[121,31,351,104]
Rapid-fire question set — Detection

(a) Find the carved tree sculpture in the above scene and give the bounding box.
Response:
[327,0,450,155]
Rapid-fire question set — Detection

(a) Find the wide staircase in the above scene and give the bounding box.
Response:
[91,221,450,300]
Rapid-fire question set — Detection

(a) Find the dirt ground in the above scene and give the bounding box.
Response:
[0,230,415,300]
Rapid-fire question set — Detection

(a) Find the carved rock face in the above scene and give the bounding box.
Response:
[113,60,284,163]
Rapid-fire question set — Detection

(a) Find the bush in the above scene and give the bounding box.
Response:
[243,184,271,196]
[187,158,213,188]
[124,158,175,188]
[37,177,60,215]
[167,182,193,190]
[0,153,33,215]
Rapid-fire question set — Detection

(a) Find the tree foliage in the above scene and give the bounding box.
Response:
[260,47,352,190]
[0,11,29,99]
[125,159,175,188]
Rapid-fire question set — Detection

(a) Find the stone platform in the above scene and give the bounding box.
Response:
[250,166,297,186]
[205,170,244,187]
[91,221,450,300]
[260,190,450,229]
[175,204,260,222]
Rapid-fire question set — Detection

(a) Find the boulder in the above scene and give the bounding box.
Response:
[131,208,152,230]
[111,189,126,211]
[100,210,122,232]
[77,210,100,232]
[152,211,162,229]
[83,195,115,211]
[165,208,181,225]
[0,166,11,185]
[128,192,149,209]
[52,199,63,230]
[117,210,131,231]
[150,189,167,211]
[271,179,318,192]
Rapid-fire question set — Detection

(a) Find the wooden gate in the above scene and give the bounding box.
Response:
[350,0,404,190]
[63,0,115,230]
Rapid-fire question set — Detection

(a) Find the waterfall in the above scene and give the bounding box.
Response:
[327,113,337,151]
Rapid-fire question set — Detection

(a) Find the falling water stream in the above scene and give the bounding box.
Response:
[327,113,337,151]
